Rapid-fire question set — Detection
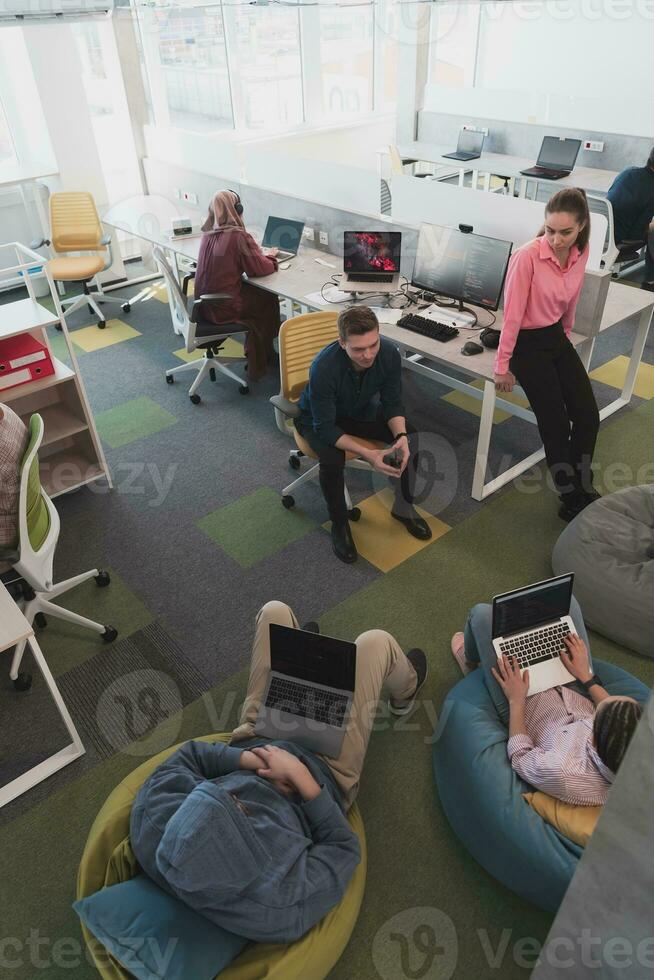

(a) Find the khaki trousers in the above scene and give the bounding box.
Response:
[231,601,417,809]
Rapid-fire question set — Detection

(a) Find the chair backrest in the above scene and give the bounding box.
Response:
[152,245,195,352]
[50,192,105,254]
[388,145,405,176]
[17,414,52,555]
[587,193,618,268]
[279,311,340,402]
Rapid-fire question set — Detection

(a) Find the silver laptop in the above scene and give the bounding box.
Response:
[255,623,356,759]
[262,215,305,262]
[492,574,576,696]
[442,130,485,162]
[342,231,402,293]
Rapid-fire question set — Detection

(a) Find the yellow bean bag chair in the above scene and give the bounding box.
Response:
[77,734,367,980]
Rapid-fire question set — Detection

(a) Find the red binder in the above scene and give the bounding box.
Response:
[0,334,55,392]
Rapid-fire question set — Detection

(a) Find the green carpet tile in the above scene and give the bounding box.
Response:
[95,396,178,450]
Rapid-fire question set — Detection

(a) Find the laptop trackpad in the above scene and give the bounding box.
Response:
[255,708,346,759]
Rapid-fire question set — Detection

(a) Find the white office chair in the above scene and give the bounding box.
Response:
[587,194,647,278]
[152,245,249,404]
[3,414,117,692]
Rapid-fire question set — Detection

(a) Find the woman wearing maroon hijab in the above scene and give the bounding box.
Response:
[194,190,281,381]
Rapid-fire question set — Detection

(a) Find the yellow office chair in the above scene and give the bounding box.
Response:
[32,191,132,329]
[2,414,117,692]
[269,311,381,518]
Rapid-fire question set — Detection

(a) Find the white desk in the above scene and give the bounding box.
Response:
[0,581,85,808]
[380,142,619,198]
[106,197,653,500]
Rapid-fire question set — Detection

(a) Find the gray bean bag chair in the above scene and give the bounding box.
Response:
[552,485,654,658]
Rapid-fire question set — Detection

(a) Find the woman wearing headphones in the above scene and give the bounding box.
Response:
[195,189,280,381]
[494,188,600,522]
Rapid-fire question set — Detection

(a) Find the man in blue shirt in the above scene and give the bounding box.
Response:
[607,148,654,288]
[296,305,432,563]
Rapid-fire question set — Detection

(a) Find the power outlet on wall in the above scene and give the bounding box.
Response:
[584,140,604,152]
[182,191,199,205]
[319,230,329,247]
[173,188,181,200]
[462,124,488,135]
[304,226,315,241]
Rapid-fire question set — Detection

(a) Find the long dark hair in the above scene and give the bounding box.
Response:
[538,187,591,252]
[593,698,643,774]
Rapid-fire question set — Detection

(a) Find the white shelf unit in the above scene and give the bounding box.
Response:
[0,243,111,497]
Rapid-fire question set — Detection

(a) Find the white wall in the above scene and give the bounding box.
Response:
[248,116,394,172]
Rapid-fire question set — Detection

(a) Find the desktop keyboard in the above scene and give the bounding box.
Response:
[266,676,349,726]
[396,313,459,342]
[499,622,571,669]
[347,273,394,283]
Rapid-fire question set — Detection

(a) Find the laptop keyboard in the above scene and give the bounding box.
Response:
[397,313,459,342]
[347,273,394,283]
[499,622,571,669]
[266,676,349,726]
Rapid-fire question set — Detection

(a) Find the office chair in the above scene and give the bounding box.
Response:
[270,311,382,516]
[380,178,392,215]
[32,192,132,330]
[388,144,433,179]
[588,194,647,278]
[153,245,249,404]
[2,414,117,692]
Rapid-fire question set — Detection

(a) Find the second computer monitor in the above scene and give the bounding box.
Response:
[412,224,512,311]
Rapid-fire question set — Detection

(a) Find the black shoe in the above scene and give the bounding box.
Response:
[331,521,357,564]
[302,621,320,634]
[391,509,432,541]
[558,494,589,523]
[582,488,601,505]
[390,649,428,716]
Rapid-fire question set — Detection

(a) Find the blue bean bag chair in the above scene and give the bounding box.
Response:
[432,660,650,913]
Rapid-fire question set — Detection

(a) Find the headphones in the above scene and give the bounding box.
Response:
[480,327,500,349]
[228,189,243,215]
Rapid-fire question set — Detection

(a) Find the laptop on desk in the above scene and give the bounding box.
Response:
[520,137,582,180]
[342,231,402,293]
[255,624,356,759]
[262,216,305,261]
[492,574,577,696]
[442,130,485,162]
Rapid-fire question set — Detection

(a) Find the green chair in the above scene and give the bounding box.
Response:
[2,414,117,692]
[77,734,368,980]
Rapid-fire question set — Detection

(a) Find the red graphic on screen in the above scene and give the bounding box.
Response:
[345,233,398,272]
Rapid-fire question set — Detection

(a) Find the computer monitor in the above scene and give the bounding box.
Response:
[457,130,485,155]
[412,224,512,313]
[343,231,402,273]
[536,137,581,173]
[262,216,305,255]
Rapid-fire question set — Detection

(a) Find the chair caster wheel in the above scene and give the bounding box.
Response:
[348,507,361,522]
[34,612,47,629]
[165,374,174,384]
[95,570,111,587]
[13,672,33,692]
[239,386,249,395]
[98,320,106,329]
[282,495,295,509]
[121,303,131,313]
[102,625,118,643]
[289,455,301,470]
[209,367,216,382]
[190,393,201,405]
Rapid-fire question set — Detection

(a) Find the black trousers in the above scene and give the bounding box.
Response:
[510,321,599,497]
[295,409,417,524]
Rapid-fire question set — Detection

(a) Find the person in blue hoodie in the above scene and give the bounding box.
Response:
[131,600,427,944]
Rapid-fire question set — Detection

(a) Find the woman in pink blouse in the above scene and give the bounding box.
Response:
[195,190,281,382]
[494,188,600,522]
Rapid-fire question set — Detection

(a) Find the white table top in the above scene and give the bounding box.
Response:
[385,142,619,194]
[0,162,58,189]
[0,582,32,653]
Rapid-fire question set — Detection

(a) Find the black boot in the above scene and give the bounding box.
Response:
[331,521,357,564]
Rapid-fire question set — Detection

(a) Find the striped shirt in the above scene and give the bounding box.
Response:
[507,686,615,805]
[0,403,28,572]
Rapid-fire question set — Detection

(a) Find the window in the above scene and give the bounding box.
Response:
[428,2,479,89]
[0,99,16,167]
[226,6,303,130]
[134,2,233,132]
[319,5,373,118]
[374,0,399,112]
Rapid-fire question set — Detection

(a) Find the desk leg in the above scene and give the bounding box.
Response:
[620,306,652,403]
[471,169,479,190]
[518,177,528,199]
[458,167,465,187]
[483,171,491,192]
[577,336,596,372]
[472,380,496,500]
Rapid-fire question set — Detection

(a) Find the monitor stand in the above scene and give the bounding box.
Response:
[422,301,477,329]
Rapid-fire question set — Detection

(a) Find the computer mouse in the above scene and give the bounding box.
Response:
[461,340,484,356]
[278,261,291,271]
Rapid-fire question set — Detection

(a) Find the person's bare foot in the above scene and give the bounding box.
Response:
[451,632,478,676]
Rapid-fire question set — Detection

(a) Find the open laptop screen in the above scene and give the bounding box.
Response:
[458,130,484,155]
[536,137,581,172]
[262,216,304,254]
[270,624,356,691]
[492,574,573,639]
[343,231,402,274]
